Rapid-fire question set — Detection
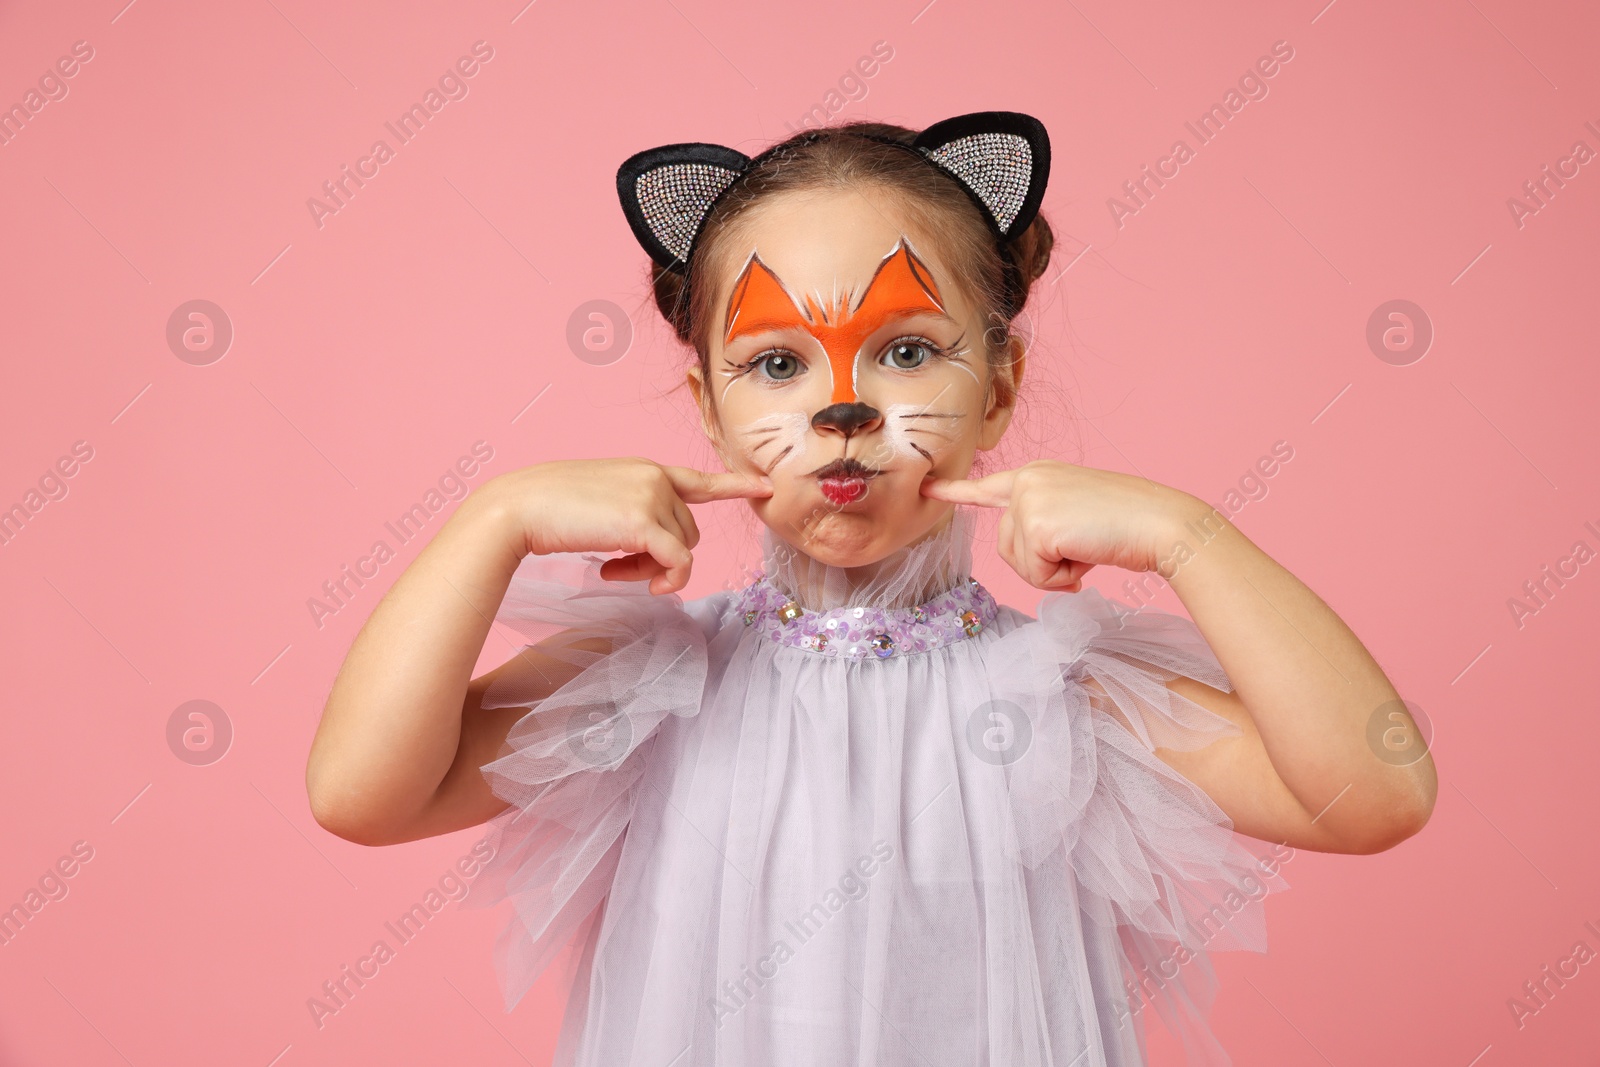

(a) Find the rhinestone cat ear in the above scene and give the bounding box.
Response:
[615,112,1052,274]
[616,143,751,273]
[910,111,1052,241]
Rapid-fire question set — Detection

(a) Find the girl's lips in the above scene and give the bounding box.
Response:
[812,457,878,479]
[811,458,881,506]
[819,474,869,505]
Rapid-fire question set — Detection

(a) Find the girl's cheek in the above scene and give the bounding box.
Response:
[877,403,932,466]
[720,410,811,476]
[874,393,980,469]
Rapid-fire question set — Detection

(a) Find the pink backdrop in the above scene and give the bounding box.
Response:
[2,0,1597,1063]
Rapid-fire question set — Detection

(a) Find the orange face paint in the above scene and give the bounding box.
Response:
[723,240,946,405]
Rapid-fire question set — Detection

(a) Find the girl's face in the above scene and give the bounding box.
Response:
[686,187,1023,567]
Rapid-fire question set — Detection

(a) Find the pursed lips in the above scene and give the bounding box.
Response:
[812,457,878,480]
[812,457,878,504]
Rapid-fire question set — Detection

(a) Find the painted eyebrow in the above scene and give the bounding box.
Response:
[869,307,963,328]
[725,306,962,344]
[723,312,809,340]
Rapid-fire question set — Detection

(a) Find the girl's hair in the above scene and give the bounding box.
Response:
[646,120,1056,415]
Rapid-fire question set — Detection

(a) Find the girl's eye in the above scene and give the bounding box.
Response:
[882,339,940,370]
[751,350,801,381]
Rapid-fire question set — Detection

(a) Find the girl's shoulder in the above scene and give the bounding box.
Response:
[681,585,744,640]
[991,585,1225,674]
[983,585,1240,750]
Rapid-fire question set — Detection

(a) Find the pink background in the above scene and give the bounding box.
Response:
[2,0,1598,1063]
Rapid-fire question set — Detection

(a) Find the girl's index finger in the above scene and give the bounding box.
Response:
[663,466,774,504]
[921,469,1015,507]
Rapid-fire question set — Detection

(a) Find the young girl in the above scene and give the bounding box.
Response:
[306,112,1437,1067]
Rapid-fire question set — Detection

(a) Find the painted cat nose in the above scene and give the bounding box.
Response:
[811,402,883,437]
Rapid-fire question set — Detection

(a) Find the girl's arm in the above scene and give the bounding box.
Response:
[305,489,543,847]
[1142,497,1437,855]
[305,459,770,847]
[925,462,1437,856]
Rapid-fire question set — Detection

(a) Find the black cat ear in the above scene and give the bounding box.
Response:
[616,144,752,273]
[912,111,1051,240]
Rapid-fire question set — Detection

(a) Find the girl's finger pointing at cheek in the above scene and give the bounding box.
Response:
[668,466,773,503]
[921,470,1013,507]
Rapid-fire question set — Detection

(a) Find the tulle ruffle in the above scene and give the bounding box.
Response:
[987,590,1289,1064]
[460,549,713,1012]
[462,511,1289,1065]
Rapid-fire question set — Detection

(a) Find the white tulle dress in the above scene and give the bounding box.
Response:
[461,507,1288,1066]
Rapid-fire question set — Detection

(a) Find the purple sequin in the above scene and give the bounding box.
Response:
[731,572,998,659]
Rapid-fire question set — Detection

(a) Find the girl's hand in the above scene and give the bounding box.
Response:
[477,458,772,595]
[921,460,1197,592]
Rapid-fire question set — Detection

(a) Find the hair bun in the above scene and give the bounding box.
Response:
[1006,216,1056,291]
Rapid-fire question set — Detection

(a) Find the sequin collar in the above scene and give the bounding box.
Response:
[731,571,998,659]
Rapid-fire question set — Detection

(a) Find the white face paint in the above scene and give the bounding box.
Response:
[719,410,811,474]
[690,187,1018,568]
[875,395,979,467]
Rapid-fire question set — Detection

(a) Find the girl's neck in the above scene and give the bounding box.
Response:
[758,508,976,611]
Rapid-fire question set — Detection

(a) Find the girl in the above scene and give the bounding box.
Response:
[306,112,1436,1066]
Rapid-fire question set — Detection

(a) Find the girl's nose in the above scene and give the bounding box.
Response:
[811,401,883,438]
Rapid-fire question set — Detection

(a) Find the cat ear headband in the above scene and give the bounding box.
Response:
[615,110,1051,312]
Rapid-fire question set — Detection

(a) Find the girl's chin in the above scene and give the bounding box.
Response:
[752,489,947,563]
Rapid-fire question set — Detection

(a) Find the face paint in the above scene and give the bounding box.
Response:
[878,400,960,465]
[687,185,1020,571]
[726,412,812,473]
[709,233,989,512]
[723,239,949,407]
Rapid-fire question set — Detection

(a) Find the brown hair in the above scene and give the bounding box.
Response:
[647,121,1055,416]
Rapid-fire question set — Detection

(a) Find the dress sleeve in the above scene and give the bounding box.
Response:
[985,587,1291,1065]
[459,550,711,1013]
